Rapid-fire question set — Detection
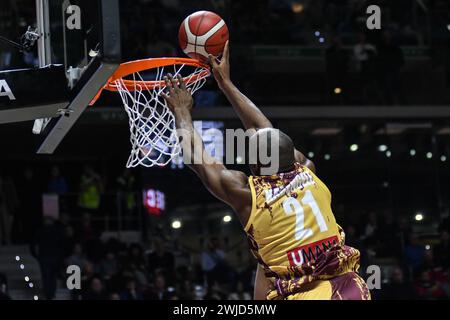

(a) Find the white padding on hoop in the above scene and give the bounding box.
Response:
[115,64,208,168]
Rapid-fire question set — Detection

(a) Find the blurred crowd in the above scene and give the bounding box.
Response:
[120,0,447,58]
[33,226,254,301]
[1,0,447,65]
[1,0,449,105]
[1,163,450,300]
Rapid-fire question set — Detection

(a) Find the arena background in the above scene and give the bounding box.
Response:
[0,0,449,301]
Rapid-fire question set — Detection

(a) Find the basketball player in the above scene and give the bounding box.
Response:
[161,43,370,301]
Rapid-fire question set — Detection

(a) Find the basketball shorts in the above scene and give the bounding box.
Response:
[286,272,371,300]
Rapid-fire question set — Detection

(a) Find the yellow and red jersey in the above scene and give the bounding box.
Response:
[245,163,363,300]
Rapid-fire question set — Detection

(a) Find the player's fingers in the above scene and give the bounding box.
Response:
[168,74,179,90]
[222,41,230,63]
[164,76,174,92]
[177,74,187,91]
[208,54,218,69]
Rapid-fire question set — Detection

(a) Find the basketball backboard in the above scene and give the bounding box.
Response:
[34,0,121,154]
[44,0,102,83]
[0,0,121,154]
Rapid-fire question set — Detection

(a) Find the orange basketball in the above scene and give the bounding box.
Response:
[179,11,229,63]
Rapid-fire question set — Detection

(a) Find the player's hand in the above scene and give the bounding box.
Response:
[209,40,231,88]
[161,74,193,114]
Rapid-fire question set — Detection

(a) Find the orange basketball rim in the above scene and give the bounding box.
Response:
[90,57,210,105]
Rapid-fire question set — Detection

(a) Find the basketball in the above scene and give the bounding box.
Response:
[178,11,229,63]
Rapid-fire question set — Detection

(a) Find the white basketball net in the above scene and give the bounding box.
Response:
[112,64,209,168]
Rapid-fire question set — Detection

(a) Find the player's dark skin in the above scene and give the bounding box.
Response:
[161,41,315,300]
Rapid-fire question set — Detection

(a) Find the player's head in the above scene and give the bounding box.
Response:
[248,128,296,176]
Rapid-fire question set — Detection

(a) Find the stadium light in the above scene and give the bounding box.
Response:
[24,276,30,282]
[315,31,321,37]
[324,154,331,160]
[171,220,182,230]
[33,296,39,301]
[308,152,315,159]
[223,215,232,223]
[441,155,447,162]
[426,152,433,159]
[236,156,244,164]
[415,213,424,222]
[350,144,359,152]
[291,3,304,13]
[410,149,416,157]
[386,151,392,158]
[334,87,342,95]
[378,145,388,152]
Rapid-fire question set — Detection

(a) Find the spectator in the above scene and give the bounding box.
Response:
[98,251,119,280]
[62,225,77,258]
[144,274,170,300]
[228,281,252,300]
[81,277,108,300]
[378,267,416,300]
[126,244,148,287]
[120,278,143,300]
[81,262,97,290]
[378,211,401,257]
[65,243,88,270]
[360,211,378,245]
[116,169,138,222]
[405,234,426,274]
[204,281,227,300]
[47,166,68,195]
[414,270,447,300]
[109,292,121,300]
[201,237,232,286]
[77,213,97,245]
[78,166,103,214]
[147,238,175,281]
[30,217,65,300]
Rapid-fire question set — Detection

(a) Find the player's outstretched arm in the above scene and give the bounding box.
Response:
[162,74,252,225]
[210,42,315,172]
[209,42,272,132]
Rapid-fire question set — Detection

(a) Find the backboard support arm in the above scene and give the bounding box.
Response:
[33,0,53,134]
[36,0,52,67]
